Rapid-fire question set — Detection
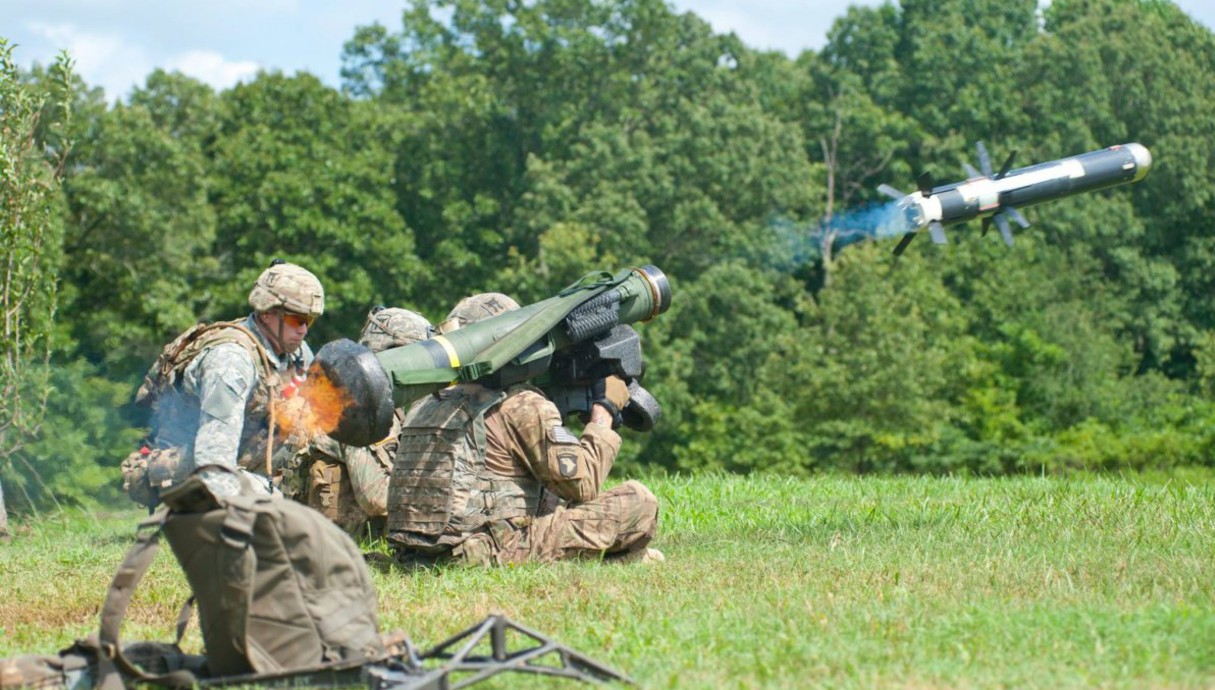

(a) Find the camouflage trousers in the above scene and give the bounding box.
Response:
[449,480,659,566]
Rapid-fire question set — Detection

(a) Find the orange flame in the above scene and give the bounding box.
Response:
[273,371,352,444]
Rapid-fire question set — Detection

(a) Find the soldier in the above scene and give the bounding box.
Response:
[388,293,662,566]
[123,260,324,500]
[303,306,433,536]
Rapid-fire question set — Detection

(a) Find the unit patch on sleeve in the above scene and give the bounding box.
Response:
[557,451,579,478]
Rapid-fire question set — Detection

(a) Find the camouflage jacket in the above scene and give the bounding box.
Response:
[388,382,620,550]
[144,314,313,475]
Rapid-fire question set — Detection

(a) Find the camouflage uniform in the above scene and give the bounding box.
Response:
[130,262,323,499]
[388,293,659,566]
[303,410,402,533]
[302,307,431,534]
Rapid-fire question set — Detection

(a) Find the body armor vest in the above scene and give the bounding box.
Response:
[138,320,285,468]
[387,384,546,551]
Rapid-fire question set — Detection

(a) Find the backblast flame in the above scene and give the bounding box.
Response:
[274,370,353,444]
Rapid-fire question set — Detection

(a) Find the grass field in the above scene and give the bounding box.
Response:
[2,472,1214,689]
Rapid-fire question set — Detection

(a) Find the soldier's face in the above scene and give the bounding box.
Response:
[259,310,312,354]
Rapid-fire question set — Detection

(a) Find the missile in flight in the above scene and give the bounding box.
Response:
[879,142,1153,255]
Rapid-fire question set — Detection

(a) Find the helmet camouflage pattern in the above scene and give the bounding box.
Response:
[441,292,520,332]
[359,306,433,353]
[248,261,325,316]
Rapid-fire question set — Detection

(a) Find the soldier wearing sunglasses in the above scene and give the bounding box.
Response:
[123,259,325,502]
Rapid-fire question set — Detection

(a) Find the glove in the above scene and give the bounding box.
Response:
[590,376,631,428]
[602,375,630,410]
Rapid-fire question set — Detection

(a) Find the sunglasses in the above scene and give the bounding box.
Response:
[282,312,316,328]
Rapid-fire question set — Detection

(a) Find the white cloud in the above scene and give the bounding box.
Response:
[27,21,152,100]
[167,50,260,91]
[22,21,261,100]
[674,0,865,54]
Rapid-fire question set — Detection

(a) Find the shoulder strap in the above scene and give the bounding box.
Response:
[136,320,279,408]
[224,322,281,382]
[95,508,199,690]
[198,322,280,385]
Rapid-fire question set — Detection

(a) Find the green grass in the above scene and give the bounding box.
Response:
[3,473,1215,689]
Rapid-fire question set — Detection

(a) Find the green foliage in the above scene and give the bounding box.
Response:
[342,0,816,302]
[1025,0,1215,371]
[58,71,221,374]
[209,72,424,341]
[0,40,73,524]
[4,361,142,512]
[637,262,803,472]
[8,0,1215,495]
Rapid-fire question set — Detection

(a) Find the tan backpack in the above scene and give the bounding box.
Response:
[1,477,635,690]
[94,472,385,687]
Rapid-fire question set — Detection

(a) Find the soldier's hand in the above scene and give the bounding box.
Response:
[590,375,630,429]
[602,375,630,410]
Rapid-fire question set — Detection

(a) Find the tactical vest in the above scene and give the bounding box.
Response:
[387,384,546,551]
[137,320,285,469]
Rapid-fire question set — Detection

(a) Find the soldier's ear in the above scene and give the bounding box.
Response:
[254,310,281,331]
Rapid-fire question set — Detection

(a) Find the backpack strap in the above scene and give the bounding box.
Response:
[219,494,262,548]
[95,508,200,690]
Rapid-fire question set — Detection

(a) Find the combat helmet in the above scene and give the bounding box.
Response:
[248,260,325,317]
[359,306,433,353]
[440,292,520,332]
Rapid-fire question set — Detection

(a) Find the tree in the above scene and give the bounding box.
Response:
[0,40,72,536]
[58,70,222,376]
[1017,0,1215,375]
[636,261,805,472]
[343,0,817,299]
[784,56,920,286]
[208,72,423,339]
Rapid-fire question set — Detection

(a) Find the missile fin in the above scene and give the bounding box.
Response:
[963,162,983,180]
[892,232,917,256]
[994,213,1015,246]
[981,217,992,237]
[917,172,934,197]
[977,141,993,177]
[877,183,905,200]
[996,150,1017,179]
[928,221,947,245]
[1007,206,1030,229]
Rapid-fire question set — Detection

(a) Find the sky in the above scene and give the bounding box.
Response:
[2,1,1214,103]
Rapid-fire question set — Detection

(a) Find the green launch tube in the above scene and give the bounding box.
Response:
[311,265,671,446]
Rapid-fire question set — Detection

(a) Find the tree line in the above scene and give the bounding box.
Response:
[3,0,1215,513]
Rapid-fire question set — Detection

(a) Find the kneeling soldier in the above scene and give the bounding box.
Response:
[388,293,662,566]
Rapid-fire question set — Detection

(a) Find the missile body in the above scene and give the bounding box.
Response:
[311,265,671,446]
[881,143,1153,254]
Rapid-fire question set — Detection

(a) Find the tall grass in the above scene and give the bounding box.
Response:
[2,473,1213,689]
